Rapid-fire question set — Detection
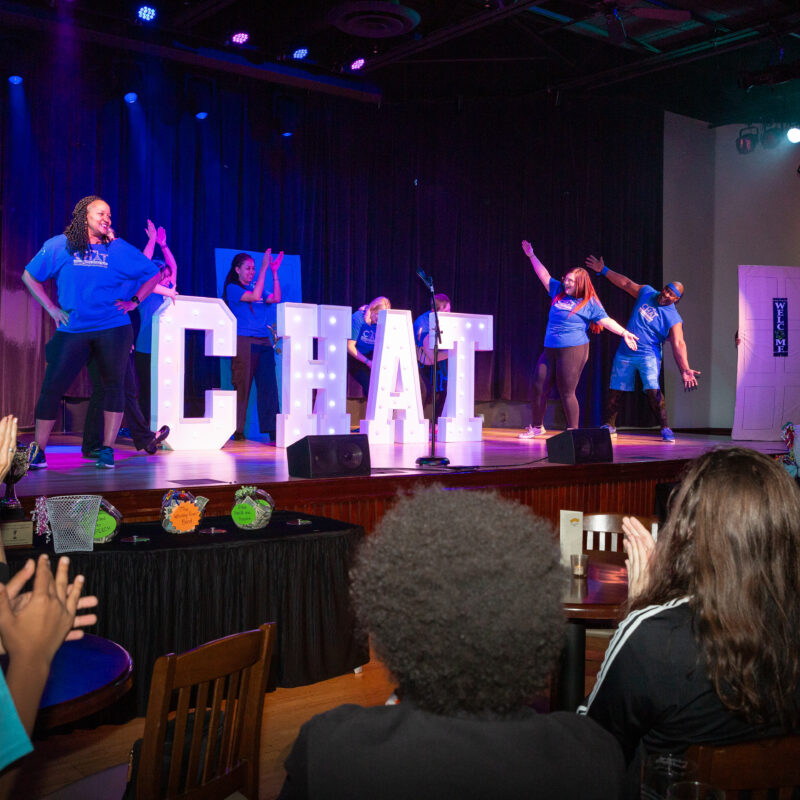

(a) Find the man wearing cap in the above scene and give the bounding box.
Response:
[585,255,700,443]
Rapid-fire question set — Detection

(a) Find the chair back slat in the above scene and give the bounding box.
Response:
[134,622,276,800]
[582,513,659,566]
[687,735,800,798]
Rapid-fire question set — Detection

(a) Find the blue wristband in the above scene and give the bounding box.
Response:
[600,265,609,276]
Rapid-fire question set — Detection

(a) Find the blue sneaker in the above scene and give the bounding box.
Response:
[601,424,617,438]
[95,446,115,468]
[28,446,47,469]
[661,427,675,443]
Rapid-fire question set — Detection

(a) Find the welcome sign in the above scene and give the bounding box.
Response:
[774,298,788,357]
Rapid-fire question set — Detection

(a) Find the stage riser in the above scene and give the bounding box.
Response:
[17,459,687,533]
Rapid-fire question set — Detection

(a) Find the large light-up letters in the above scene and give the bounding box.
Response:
[360,309,429,445]
[436,312,493,442]
[152,296,237,450]
[275,302,351,448]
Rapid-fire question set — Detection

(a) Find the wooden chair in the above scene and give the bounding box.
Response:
[583,513,659,566]
[687,735,800,799]
[129,622,276,800]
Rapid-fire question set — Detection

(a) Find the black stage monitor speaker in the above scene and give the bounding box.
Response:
[546,428,613,465]
[286,434,371,478]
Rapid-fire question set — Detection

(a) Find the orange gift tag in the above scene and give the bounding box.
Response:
[169,501,201,533]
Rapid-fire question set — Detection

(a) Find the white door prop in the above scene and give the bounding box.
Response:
[733,265,800,440]
[360,309,429,445]
[152,296,237,450]
[275,302,351,448]
[435,312,493,442]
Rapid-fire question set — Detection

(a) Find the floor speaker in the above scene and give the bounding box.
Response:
[286,434,372,478]
[546,428,613,465]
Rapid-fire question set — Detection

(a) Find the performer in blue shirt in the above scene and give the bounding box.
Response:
[348,296,391,397]
[22,196,161,469]
[414,293,450,421]
[586,255,700,443]
[222,248,283,441]
[519,240,638,438]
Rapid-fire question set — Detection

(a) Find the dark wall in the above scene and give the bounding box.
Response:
[0,35,664,425]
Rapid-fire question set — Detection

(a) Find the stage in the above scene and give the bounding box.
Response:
[13,428,783,531]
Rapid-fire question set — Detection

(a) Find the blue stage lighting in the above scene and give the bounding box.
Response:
[137,5,156,22]
[281,131,293,137]
[8,75,23,85]
[124,92,138,104]
[292,48,308,60]
[195,111,208,120]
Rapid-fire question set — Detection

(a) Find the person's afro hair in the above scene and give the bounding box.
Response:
[351,485,566,717]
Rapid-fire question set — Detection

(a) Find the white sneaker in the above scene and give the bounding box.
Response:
[518,425,546,439]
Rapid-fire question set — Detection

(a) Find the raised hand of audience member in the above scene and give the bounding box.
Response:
[0,554,86,733]
[622,516,655,601]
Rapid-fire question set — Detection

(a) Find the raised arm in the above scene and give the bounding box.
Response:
[263,250,283,304]
[585,255,642,298]
[668,323,700,390]
[22,270,70,327]
[156,226,177,287]
[142,219,157,260]
[521,240,552,291]
[597,317,639,351]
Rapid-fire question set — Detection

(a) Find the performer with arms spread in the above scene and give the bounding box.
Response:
[519,240,638,439]
[585,255,699,443]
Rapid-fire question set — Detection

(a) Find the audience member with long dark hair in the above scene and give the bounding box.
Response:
[222,249,283,441]
[278,486,625,799]
[581,447,800,792]
[519,239,638,438]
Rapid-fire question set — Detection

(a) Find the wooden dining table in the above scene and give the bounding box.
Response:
[36,634,133,730]
[558,560,628,711]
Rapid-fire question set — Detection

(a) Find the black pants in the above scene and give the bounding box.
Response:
[35,325,133,420]
[530,343,589,429]
[348,356,372,398]
[83,353,154,453]
[231,336,279,437]
[133,350,153,426]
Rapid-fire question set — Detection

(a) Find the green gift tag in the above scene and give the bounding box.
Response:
[94,509,117,541]
[232,503,256,526]
[257,498,270,506]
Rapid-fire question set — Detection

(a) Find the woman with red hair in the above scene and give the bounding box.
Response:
[519,240,637,438]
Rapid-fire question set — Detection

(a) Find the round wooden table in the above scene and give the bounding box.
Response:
[559,560,628,711]
[37,634,133,730]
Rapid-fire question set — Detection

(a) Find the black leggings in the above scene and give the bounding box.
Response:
[530,343,589,429]
[35,325,133,420]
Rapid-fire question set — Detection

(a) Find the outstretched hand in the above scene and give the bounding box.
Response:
[623,330,639,351]
[622,516,656,601]
[585,254,604,273]
[521,240,534,259]
[270,250,284,273]
[156,226,167,247]
[0,555,86,665]
[145,219,157,240]
[682,368,701,391]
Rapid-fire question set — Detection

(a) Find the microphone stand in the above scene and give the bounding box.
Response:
[416,270,449,467]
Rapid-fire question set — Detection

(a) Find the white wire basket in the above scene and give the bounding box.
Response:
[45,495,102,554]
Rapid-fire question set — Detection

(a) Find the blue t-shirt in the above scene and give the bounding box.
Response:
[351,309,377,358]
[620,285,682,356]
[544,278,607,348]
[0,669,32,771]
[225,283,271,338]
[134,286,172,354]
[24,235,158,334]
[414,311,448,385]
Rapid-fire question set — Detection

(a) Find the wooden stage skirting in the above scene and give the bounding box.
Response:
[14,428,783,532]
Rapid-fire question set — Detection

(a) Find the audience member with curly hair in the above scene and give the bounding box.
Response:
[278,485,625,799]
[581,447,800,795]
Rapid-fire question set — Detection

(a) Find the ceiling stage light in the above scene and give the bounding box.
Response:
[231,32,249,45]
[124,92,138,104]
[137,5,156,22]
[292,48,309,60]
[786,127,800,144]
[8,75,23,85]
[350,58,365,71]
[735,126,758,155]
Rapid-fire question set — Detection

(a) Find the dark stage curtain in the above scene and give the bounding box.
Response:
[0,36,663,428]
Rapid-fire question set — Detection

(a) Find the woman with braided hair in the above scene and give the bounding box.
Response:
[22,196,161,469]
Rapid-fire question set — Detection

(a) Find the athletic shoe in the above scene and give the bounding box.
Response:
[28,447,47,469]
[661,427,675,443]
[518,425,546,439]
[95,446,115,468]
[82,448,100,459]
[231,432,246,441]
[601,424,617,438]
[144,425,170,455]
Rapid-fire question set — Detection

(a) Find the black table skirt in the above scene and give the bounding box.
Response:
[7,511,369,721]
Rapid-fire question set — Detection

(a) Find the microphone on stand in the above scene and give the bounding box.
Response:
[416,268,433,291]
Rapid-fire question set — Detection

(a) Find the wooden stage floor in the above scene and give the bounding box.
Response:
[15,428,783,529]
